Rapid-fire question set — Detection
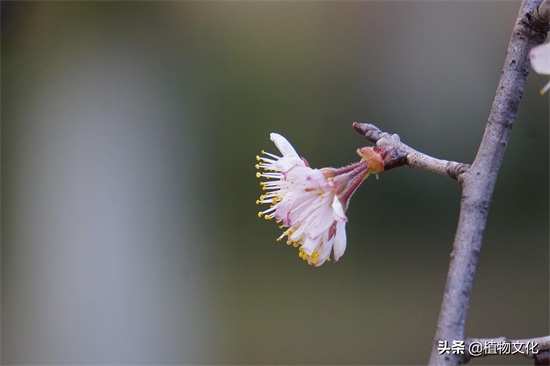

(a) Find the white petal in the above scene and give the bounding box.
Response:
[285,167,325,191]
[270,133,299,157]
[275,155,305,172]
[530,43,550,75]
[315,232,334,266]
[301,236,320,255]
[332,221,347,262]
[301,196,337,238]
[304,169,329,186]
[331,195,347,222]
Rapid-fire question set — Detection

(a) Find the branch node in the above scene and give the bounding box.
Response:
[353,122,468,180]
[531,0,550,34]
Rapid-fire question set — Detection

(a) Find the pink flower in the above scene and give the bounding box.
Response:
[256,133,376,266]
[529,42,550,95]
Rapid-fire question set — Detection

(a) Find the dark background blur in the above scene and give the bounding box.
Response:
[1,1,548,365]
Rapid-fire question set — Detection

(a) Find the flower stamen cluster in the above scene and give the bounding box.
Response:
[255,133,384,266]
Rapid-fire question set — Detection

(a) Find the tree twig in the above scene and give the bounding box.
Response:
[355,2,548,364]
[353,122,469,180]
[428,0,549,365]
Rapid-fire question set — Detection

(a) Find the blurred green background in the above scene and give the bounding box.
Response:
[1,1,548,365]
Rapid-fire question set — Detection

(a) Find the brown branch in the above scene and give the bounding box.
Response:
[353,122,468,180]
[428,0,549,365]
[356,1,548,365]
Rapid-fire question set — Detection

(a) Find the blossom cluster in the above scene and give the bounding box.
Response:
[255,133,384,266]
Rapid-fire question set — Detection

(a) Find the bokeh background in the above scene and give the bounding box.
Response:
[1,1,548,365]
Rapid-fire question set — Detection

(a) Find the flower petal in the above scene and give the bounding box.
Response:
[275,155,305,173]
[331,195,347,222]
[530,43,550,74]
[270,133,299,157]
[332,221,347,262]
[301,236,320,255]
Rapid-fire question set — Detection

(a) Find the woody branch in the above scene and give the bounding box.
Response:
[427,0,548,363]
[353,122,468,180]
[356,0,549,365]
